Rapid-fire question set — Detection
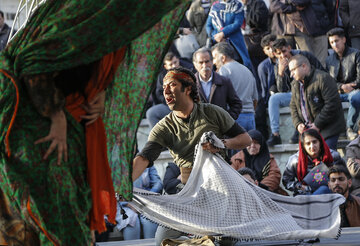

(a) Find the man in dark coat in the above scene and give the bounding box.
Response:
[192,47,242,120]
[289,54,345,150]
[326,27,360,140]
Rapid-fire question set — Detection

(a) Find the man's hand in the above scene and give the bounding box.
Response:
[80,91,106,126]
[214,32,225,43]
[278,58,288,77]
[341,83,356,94]
[182,28,192,35]
[308,123,320,132]
[297,123,306,134]
[35,110,68,165]
[201,142,221,154]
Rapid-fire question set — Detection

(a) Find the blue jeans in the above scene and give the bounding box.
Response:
[146,103,171,129]
[236,112,255,132]
[312,185,331,195]
[268,92,292,134]
[123,215,158,240]
[340,90,360,129]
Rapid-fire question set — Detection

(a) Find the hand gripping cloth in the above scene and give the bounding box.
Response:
[130,132,344,241]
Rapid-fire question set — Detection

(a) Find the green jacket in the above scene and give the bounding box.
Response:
[290,68,346,139]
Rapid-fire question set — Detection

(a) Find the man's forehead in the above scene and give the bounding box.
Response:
[330,172,346,178]
[163,78,178,85]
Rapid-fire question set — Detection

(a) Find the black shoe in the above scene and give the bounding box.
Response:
[267,134,282,146]
[289,130,299,144]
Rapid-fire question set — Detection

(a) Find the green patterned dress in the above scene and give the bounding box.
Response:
[0,0,189,245]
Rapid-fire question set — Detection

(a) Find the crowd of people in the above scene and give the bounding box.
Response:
[130,0,360,243]
[1,0,360,245]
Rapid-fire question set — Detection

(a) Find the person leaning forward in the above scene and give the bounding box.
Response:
[132,67,251,245]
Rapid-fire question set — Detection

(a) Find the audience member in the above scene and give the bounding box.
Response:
[146,52,193,129]
[206,0,252,69]
[193,47,242,120]
[339,0,360,50]
[211,42,257,131]
[256,34,277,139]
[238,167,269,190]
[0,10,11,51]
[163,162,182,195]
[326,27,360,140]
[119,167,163,240]
[328,165,360,227]
[241,0,269,70]
[231,129,288,195]
[267,38,324,146]
[289,54,345,150]
[283,129,342,196]
[186,0,214,47]
[269,0,297,49]
[345,120,360,197]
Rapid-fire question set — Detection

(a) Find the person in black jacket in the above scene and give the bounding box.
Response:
[267,38,324,146]
[289,54,346,150]
[326,27,360,140]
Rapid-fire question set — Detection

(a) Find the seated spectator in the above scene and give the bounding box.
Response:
[205,0,253,69]
[193,47,242,120]
[326,27,360,140]
[283,129,342,196]
[289,54,346,150]
[256,34,277,139]
[231,129,287,195]
[163,162,183,194]
[186,0,214,47]
[328,165,360,227]
[118,167,162,240]
[211,42,258,131]
[267,38,325,146]
[146,52,193,128]
[345,120,360,197]
[238,167,269,190]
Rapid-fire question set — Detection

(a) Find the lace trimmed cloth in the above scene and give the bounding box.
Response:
[130,132,344,241]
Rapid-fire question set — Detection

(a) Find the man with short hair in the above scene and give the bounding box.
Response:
[288,54,345,150]
[326,27,360,140]
[132,67,251,244]
[146,52,193,128]
[267,38,324,146]
[328,165,360,227]
[192,47,242,120]
[0,10,11,51]
[211,42,258,131]
[256,34,277,139]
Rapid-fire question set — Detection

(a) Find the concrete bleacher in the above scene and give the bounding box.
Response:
[136,102,351,180]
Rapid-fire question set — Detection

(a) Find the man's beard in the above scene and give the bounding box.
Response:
[333,185,348,195]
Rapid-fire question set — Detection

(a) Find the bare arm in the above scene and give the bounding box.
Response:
[224,132,252,150]
[132,156,150,181]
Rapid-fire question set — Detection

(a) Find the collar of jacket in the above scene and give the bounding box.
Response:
[302,66,315,87]
[334,45,350,60]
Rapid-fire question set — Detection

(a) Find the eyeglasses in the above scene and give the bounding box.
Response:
[289,63,303,73]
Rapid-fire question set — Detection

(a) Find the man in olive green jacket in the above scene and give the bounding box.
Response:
[288,54,346,150]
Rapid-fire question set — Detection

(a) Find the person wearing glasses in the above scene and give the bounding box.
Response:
[288,54,345,150]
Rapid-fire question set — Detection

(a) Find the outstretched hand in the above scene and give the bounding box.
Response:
[35,110,68,165]
[80,91,106,126]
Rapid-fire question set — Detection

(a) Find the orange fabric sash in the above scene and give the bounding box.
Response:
[65,47,125,233]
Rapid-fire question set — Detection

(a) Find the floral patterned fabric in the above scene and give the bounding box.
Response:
[0,0,189,245]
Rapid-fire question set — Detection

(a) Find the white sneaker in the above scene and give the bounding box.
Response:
[347,128,357,140]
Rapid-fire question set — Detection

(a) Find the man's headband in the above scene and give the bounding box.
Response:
[164,70,195,84]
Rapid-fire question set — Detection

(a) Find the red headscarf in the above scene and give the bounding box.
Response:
[296,129,333,183]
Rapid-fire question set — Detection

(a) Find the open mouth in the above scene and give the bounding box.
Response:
[166,97,174,104]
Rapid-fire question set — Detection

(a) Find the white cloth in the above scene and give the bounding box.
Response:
[130,132,344,241]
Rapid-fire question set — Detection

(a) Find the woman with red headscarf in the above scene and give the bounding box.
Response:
[282,129,344,196]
